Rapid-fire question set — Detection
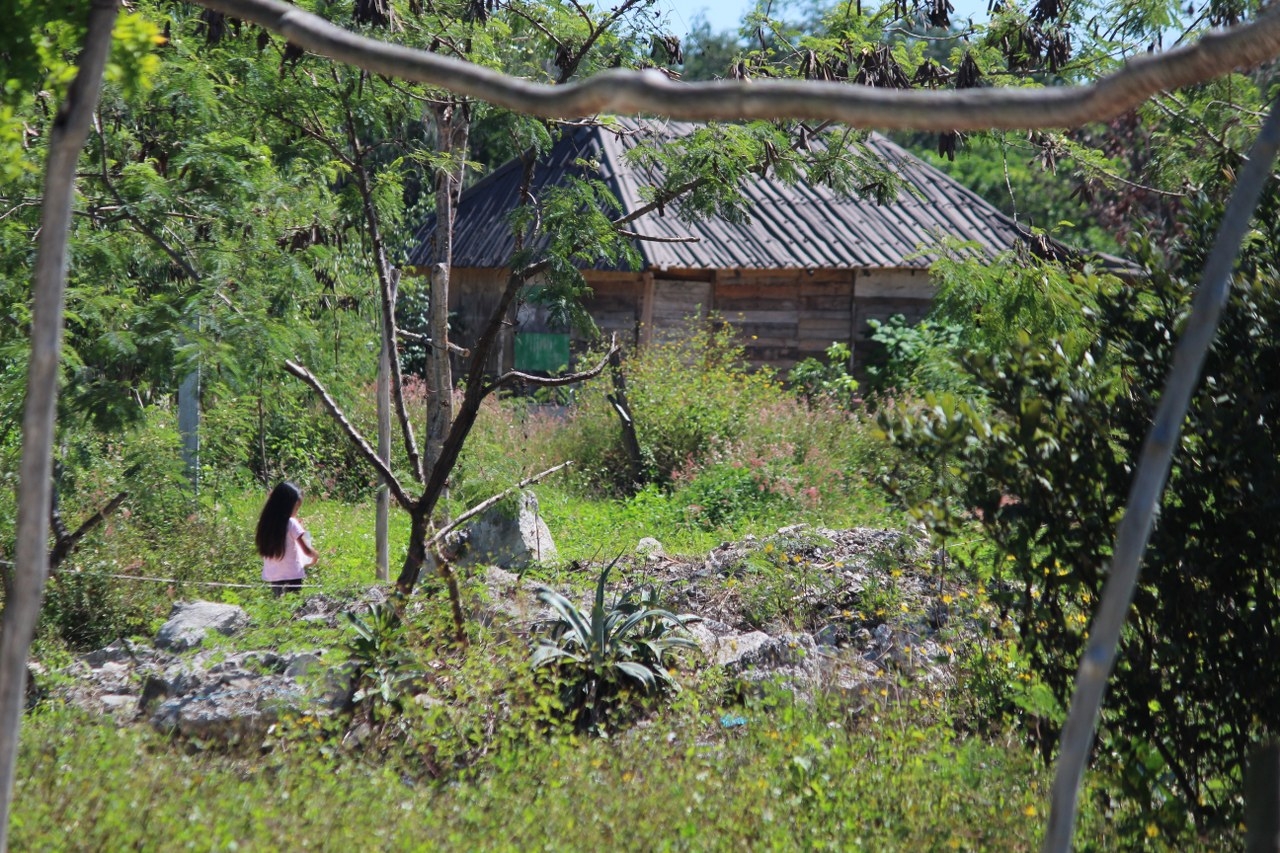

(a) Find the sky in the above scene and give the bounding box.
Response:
[664,0,991,37]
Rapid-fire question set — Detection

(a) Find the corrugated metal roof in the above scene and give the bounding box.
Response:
[405,118,1051,271]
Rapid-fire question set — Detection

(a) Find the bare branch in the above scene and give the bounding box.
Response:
[616,229,701,244]
[426,460,573,549]
[1043,96,1280,853]
[558,0,649,84]
[50,491,128,570]
[188,0,1280,130]
[397,328,471,356]
[283,360,415,511]
[486,337,619,394]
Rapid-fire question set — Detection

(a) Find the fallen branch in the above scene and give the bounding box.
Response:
[192,0,1280,131]
[1043,96,1280,853]
[284,360,415,511]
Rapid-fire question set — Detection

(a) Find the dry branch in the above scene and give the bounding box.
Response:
[283,360,415,511]
[486,337,619,393]
[194,0,1280,130]
[616,229,701,244]
[397,328,471,356]
[426,460,573,548]
[50,491,128,570]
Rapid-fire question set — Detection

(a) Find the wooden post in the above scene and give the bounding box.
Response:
[639,270,655,347]
[848,269,859,372]
[375,271,398,582]
[1246,744,1280,853]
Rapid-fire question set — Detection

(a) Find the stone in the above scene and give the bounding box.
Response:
[155,601,249,652]
[636,537,665,560]
[99,694,136,714]
[284,653,323,680]
[150,678,304,742]
[452,490,557,571]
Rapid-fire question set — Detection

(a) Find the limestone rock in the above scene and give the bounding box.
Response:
[155,601,249,652]
[453,490,557,571]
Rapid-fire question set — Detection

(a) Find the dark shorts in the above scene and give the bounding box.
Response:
[269,578,303,597]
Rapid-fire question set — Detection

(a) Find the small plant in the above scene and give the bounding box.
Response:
[532,558,699,732]
[344,602,420,724]
[787,341,859,407]
[862,315,967,396]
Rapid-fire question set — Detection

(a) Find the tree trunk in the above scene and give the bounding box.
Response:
[607,349,645,495]
[0,2,119,847]
[424,100,470,478]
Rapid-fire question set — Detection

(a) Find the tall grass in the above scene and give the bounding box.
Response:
[13,694,1140,851]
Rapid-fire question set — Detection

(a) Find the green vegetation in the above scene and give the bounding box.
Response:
[6,0,1280,848]
[14,697,1131,852]
[533,559,698,733]
[2,328,1220,848]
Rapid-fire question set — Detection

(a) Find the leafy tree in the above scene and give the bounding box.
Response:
[878,187,1280,839]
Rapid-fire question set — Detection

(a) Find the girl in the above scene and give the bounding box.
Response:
[255,482,319,596]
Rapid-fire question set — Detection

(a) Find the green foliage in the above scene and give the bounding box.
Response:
[553,318,785,495]
[12,692,1138,850]
[345,602,420,722]
[39,561,154,651]
[880,222,1280,838]
[863,314,968,396]
[533,558,698,732]
[787,341,858,406]
[929,244,1124,362]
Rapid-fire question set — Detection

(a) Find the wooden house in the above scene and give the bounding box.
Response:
[405,118,1074,375]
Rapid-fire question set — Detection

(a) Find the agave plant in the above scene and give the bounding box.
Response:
[532,557,700,732]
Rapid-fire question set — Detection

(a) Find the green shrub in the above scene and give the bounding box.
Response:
[551,318,786,495]
[879,258,1280,841]
[862,314,968,396]
[787,341,858,406]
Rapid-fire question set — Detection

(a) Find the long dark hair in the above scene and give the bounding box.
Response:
[255,482,301,559]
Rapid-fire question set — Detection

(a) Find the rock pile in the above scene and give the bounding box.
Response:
[45,525,966,743]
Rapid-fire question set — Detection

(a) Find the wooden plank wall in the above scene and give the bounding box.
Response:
[850,270,935,372]
[451,266,936,377]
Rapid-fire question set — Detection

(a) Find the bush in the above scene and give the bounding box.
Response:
[862,314,968,397]
[551,318,785,496]
[787,341,858,407]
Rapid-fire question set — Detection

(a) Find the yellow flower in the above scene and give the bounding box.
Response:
[1023,804,1037,817]
[1145,823,1159,838]
[941,594,953,604]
